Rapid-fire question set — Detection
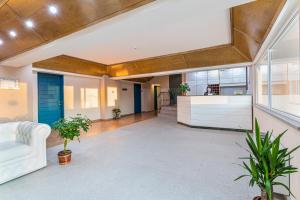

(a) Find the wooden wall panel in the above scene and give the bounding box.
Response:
[33,55,108,76]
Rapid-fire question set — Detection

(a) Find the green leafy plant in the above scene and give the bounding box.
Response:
[168,88,179,105]
[53,114,92,152]
[112,108,121,119]
[178,83,190,95]
[235,118,300,200]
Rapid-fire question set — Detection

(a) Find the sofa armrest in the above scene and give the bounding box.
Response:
[16,122,51,146]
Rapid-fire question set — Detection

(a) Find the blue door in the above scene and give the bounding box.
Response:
[154,86,158,110]
[134,84,142,114]
[38,73,64,126]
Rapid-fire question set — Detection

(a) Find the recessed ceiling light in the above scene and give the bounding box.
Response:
[9,30,17,38]
[0,39,3,45]
[48,5,58,15]
[25,20,34,28]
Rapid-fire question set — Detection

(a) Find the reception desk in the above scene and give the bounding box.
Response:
[177,96,252,131]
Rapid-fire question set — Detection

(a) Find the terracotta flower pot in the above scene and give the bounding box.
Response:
[58,150,72,165]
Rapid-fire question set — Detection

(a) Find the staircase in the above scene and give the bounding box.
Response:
[158,105,177,121]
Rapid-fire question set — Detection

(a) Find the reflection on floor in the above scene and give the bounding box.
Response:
[47,111,157,148]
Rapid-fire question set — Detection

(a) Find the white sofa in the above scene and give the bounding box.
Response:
[0,121,51,184]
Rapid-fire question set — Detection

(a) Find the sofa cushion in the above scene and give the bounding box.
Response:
[0,142,32,163]
[0,123,19,142]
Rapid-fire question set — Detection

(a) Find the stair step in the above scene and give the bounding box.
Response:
[160,106,177,111]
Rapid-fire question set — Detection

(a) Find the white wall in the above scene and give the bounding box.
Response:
[142,82,152,112]
[64,76,101,121]
[0,65,35,122]
[119,81,134,116]
[0,66,153,122]
[100,77,142,119]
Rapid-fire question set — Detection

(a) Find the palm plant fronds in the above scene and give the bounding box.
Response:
[235,118,300,200]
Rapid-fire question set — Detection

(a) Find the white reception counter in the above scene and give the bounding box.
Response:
[177,96,252,131]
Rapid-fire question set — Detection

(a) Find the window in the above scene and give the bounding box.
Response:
[64,86,74,110]
[256,14,300,119]
[107,87,118,107]
[270,16,300,117]
[256,55,269,107]
[186,67,247,95]
[80,88,99,109]
[0,78,19,90]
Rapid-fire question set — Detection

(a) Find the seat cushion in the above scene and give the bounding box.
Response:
[0,122,19,142]
[0,141,32,163]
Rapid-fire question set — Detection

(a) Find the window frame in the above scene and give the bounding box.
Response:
[255,13,300,125]
[255,53,270,108]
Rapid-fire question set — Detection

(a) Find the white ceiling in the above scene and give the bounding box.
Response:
[0,0,253,67]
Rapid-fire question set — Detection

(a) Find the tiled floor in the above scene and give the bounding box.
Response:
[0,116,259,200]
[47,111,157,148]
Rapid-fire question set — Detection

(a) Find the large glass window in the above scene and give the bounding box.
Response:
[256,55,269,107]
[256,14,300,119]
[270,16,300,117]
[186,67,247,95]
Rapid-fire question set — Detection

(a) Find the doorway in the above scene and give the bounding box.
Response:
[154,85,160,111]
[134,84,142,113]
[38,73,64,126]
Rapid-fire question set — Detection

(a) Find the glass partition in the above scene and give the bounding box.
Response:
[270,16,300,117]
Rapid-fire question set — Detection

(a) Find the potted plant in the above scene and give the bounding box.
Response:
[235,119,299,200]
[112,108,121,119]
[168,88,179,105]
[178,83,190,96]
[53,114,92,165]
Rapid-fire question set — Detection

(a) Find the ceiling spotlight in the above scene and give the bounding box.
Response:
[48,5,58,15]
[0,39,3,45]
[25,20,34,28]
[9,30,17,38]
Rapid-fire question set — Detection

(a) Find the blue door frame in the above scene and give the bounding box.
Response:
[38,73,64,126]
[134,84,142,114]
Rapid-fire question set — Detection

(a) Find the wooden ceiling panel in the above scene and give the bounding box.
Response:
[7,0,47,17]
[0,0,154,61]
[233,30,259,60]
[108,45,250,77]
[31,7,80,41]
[33,55,108,76]
[232,0,285,43]
[183,45,248,67]
[0,5,44,58]
[232,0,286,59]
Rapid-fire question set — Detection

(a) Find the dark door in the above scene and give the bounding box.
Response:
[169,74,182,104]
[38,73,64,126]
[154,86,158,110]
[134,84,142,113]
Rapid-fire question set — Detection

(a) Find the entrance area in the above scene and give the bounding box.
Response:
[38,73,64,126]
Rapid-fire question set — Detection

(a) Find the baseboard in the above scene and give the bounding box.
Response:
[177,122,252,133]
